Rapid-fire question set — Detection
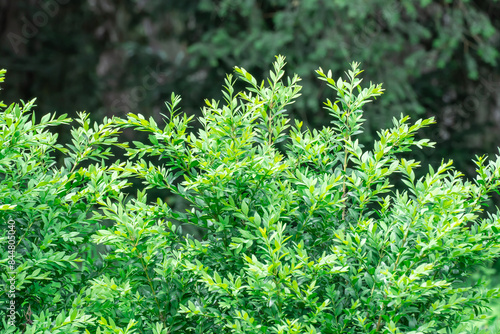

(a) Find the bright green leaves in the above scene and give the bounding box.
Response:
[0,69,6,108]
[236,55,302,146]
[316,61,384,138]
[66,112,126,173]
[3,57,500,334]
[0,86,134,332]
[474,151,500,198]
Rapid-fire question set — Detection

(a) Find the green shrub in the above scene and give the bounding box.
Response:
[0,68,131,333]
[2,56,500,333]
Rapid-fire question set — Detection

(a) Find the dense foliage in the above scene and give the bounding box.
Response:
[2,57,500,333]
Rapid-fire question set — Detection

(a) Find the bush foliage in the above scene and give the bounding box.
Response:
[2,57,500,333]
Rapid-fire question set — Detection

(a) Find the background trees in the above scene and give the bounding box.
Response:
[1,0,499,175]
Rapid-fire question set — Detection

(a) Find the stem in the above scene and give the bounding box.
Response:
[267,102,274,146]
[341,107,354,222]
[375,311,383,331]
[341,145,349,221]
[137,252,166,323]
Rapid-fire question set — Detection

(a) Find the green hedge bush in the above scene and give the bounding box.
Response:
[2,56,500,333]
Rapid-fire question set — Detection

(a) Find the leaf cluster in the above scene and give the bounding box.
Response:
[2,57,500,333]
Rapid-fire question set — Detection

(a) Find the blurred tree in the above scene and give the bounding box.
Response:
[0,0,499,173]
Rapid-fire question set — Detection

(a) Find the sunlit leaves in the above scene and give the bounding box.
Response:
[3,57,500,333]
